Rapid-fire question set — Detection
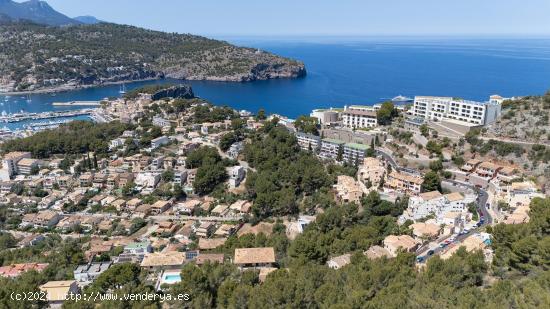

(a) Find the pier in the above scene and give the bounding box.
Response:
[0,109,97,123]
[52,101,101,106]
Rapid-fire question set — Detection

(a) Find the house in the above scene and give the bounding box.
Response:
[233,247,276,269]
[327,253,352,269]
[21,210,61,228]
[135,172,160,193]
[384,171,423,194]
[39,280,79,305]
[0,263,48,278]
[227,141,244,159]
[198,238,227,250]
[334,175,364,204]
[117,173,134,187]
[141,252,186,270]
[56,216,81,232]
[410,222,441,239]
[228,166,245,188]
[150,200,172,215]
[475,162,501,179]
[399,191,471,224]
[196,253,225,265]
[461,159,481,173]
[358,157,386,186]
[111,199,127,211]
[496,166,516,184]
[156,221,178,235]
[17,234,45,248]
[211,204,229,217]
[114,242,152,264]
[214,224,236,237]
[126,198,143,211]
[229,200,252,214]
[73,262,112,286]
[175,199,202,214]
[135,204,153,217]
[106,174,120,188]
[196,222,216,238]
[151,136,170,149]
[383,235,420,257]
[79,173,94,187]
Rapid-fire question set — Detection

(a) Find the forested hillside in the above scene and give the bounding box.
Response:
[0,22,306,92]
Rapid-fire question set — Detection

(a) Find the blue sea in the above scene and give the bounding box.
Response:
[1,37,550,129]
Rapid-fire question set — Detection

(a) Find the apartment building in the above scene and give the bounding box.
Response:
[384,171,423,194]
[342,105,378,129]
[319,139,345,160]
[296,132,321,152]
[0,152,31,180]
[310,108,339,125]
[411,96,501,126]
[358,157,386,185]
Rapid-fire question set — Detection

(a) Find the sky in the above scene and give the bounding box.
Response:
[27,0,550,37]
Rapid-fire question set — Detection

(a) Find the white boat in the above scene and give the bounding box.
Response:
[26,94,32,102]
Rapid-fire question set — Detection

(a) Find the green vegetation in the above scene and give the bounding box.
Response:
[421,171,442,192]
[244,124,331,219]
[294,115,319,135]
[0,22,305,91]
[376,101,399,125]
[186,146,229,195]
[2,120,133,158]
[123,84,175,99]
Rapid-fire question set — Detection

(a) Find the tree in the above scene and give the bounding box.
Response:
[220,132,238,151]
[194,163,227,195]
[421,171,442,192]
[376,101,398,125]
[429,159,443,172]
[420,124,429,137]
[294,115,319,135]
[257,109,267,120]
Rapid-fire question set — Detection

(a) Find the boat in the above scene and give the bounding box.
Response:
[26,94,32,102]
[119,83,127,94]
[391,95,413,104]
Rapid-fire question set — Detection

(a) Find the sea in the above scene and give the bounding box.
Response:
[1,36,550,129]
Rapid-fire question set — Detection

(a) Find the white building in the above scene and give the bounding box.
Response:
[342,105,378,129]
[151,136,170,149]
[411,96,501,126]
[152,115,171,128]
[399,191,475,224]
[109,138,125,150]
[228,166,245,188]
[135,172,160,193]
[295,132,321,152]
[310,108,339,125]
[0,152,31,180]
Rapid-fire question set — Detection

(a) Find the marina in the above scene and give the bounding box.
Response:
[0,109,96,123]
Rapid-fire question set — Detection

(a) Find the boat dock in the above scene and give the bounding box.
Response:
[0,109,96,123]
[52,101,101,106]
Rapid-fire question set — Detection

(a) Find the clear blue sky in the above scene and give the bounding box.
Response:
[35,0,550,36]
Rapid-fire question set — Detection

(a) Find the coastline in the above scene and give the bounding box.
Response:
[0,77,163,96]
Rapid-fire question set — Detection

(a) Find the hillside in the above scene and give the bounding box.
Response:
[0,22,306,93]
[0,0,78,26]
[485,92,550,144]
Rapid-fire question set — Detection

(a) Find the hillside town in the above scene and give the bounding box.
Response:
[0,85,548,307]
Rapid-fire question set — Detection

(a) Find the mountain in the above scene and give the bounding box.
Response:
[0,0,78,26]
[73,15,102,24]
[0,22,306,93]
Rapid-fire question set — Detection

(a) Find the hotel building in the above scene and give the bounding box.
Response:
[411,96,501,126]
[342,105,378,129]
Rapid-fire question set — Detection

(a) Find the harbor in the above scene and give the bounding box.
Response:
[0,109,96,123]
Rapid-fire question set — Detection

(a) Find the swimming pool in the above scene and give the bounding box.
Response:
[161,273,181,284]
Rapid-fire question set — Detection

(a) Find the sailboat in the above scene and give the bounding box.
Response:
[119,83,127,94]
[26,94,32,102]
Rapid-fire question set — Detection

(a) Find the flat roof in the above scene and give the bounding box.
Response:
[345,143,370,150]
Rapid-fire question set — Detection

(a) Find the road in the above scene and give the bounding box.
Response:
[375,147,493,262]
[479,136,550,147]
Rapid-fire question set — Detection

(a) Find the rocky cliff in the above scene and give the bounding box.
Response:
[0,22,306,93]
[151,85,195,100]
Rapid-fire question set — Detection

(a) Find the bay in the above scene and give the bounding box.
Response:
[1,36,550,130]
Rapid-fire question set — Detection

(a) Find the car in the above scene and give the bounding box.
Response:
[439,243,447,248]
[416,256,425,263]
